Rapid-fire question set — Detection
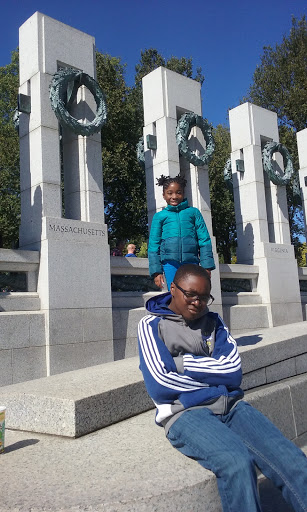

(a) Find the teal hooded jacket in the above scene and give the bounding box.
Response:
[148,199,215,277]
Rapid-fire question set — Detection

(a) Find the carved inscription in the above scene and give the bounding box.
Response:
[271,247,288,254]
[49,224,105,237]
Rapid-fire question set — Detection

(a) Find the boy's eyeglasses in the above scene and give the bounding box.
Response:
[174,282,215,306]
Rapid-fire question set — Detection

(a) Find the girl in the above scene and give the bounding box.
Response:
[148,174,215,290]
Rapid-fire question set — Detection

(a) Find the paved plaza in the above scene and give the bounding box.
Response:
[2,410,307,512]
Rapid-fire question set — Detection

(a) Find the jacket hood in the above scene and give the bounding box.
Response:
[146,291,208,322]
[146,292,176,318]
[164,198,189,212]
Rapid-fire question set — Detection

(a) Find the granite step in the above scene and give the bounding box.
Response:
[0,321,307,437]
[1,393,307,512]
[0,292,40,312]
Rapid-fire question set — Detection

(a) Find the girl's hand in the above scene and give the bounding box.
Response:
[154,274,165,289]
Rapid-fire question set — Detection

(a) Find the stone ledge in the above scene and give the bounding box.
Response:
[1,321,307,437]
[0,358,153,437]
[2,388,307,512]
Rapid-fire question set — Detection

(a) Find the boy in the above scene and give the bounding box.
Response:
[138,264,307,512]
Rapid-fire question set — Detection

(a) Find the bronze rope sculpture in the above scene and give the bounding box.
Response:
[49,68,107,136]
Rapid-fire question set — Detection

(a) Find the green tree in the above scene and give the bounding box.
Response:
[135,48,204,86]
[0,48,205,250]
[208,125,236,263]
[97,48,205,247]
[244,15,307,255]
[96,52,147,246]
[0,49,20,248]
[246,15,307,131]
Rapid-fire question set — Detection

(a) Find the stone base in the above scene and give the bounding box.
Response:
[1,321,307,437]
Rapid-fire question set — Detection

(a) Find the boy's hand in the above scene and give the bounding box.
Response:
[154,273,165,289]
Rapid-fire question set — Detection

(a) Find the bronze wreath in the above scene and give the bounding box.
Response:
[49,68,107,136]
[262,141,294,186]
[175,112,215,166]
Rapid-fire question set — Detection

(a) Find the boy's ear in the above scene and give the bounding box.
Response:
[170,282,175,295]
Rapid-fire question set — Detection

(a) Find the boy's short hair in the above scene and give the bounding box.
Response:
[174,264,211,288]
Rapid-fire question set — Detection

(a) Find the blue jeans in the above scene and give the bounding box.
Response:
[163,261,195,290]
[167,401,307,512]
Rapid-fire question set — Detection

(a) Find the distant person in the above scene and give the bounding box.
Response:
[111,240,125,257]
[148,174,215,290]
[138,264,307,512]
[125,244,137,257]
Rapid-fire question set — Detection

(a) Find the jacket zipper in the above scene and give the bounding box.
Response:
[177,210,182,263]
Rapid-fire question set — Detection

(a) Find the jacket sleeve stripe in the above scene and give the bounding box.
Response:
[182,323,241,374]
[138,315,208,391]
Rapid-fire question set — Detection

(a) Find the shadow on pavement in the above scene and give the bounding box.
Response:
[3,438,40,454]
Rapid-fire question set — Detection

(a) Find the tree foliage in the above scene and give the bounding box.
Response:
[0,47,205,251]
[96,52,146,246]
[245,16,307,132]
[0,50,20,248]
[244,15,307,255]
[208,125,236,263]
[97,48,204,249]
[135,48,204,86]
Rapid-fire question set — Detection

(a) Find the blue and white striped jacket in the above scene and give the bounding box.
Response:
[138,292,244,432]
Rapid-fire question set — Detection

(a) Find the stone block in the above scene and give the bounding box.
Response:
[265,358,296,384]
[12,346,47,384]
[112,292,145,309]
[24,72,59,134]
[246,383,296,439]
[0,312,30,350]
[229,102,279,151]
[143,67,201,125]
[80,190,105,224]
[83,308,113,343]
[113,337,139,361]
[0,358,153,436]
[268,302,303,327]
[238,322,307,373]
[20,184,63,247]
[112,307,146,340]
[295,353,307,374]
[39,237,111,310]
[29,312,46,346]
[49,308,84,345]
[0,349,12,386]
[63,136,104,195]
[228,305,269,332]
[289,374,307,436]
[151,117,180,166]
[233,180,268,224]
[0,293,40,312]
[297,128,307,168]
[49,340,114,375]
[236,145,264,184]
[241,368,266,391]
[19,12,95,84]
[21,127,61,189]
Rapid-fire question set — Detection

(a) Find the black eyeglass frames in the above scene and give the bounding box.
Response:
[174,282,215,306]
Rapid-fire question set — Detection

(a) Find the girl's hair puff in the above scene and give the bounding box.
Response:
[156,174,187,192]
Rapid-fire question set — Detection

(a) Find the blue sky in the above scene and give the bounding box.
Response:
[0,0,306,127]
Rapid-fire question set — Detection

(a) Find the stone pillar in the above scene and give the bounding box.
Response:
[142,67,221,309]
[229,102,302,326]
[297,128,307,239]
[18,12,113,375]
